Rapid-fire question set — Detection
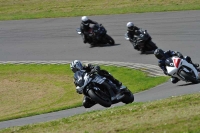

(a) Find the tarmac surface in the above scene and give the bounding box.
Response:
[0,10,200,129]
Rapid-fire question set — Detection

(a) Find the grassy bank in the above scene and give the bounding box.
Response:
[0,64,168,121]
[1,93,199,133]
[0,0,200,20]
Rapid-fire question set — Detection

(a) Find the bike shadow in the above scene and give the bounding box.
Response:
[141,50,154,55]
[178,82,199,86]
[89,43,121,48]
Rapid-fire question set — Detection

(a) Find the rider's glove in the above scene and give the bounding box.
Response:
[90,66,100,74]
[174,51,184,59]
[94,66,100,72]
[76,86,83,94]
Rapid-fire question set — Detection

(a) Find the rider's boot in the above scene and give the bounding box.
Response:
[171,77,180,84]
[140,47,146,54]
[84,40,87,43]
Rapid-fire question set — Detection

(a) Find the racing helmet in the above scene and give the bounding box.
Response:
[70,60,83,73]
[154,48,165,60]
[81,16,89,25]
[127,22,134,31]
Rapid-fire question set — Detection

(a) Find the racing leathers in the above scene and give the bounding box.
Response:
[126,26,142,51]
[83,64,122,87]
[80,19,98,44]
[157,50,199,84]
[76,64,123,108]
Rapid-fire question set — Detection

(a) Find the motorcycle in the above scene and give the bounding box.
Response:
[124,29,158,54]
[74,70,134,108]
[165,56,200,84]
[76,24,115,47]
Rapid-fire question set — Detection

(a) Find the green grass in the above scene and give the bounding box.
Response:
[0,0,200,20]
[0,0,199,131]
[1,93,199,133]
[0,64,168,122]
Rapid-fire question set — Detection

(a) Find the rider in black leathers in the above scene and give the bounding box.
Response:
[154,48,200,84]
[126,22,143,52]
[70,60,124,108]
[80,16,98,44]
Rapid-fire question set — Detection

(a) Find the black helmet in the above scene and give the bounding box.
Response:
[154,48,165,60]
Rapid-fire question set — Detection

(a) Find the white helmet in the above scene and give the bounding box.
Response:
[81,16,89,22]
[70,60,83,73]
[127,22,134,28]
[127,22,134,31]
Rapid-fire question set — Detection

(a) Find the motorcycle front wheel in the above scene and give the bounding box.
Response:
[105,34,115,45]
[121,89,134,104]
[88,89,112,107]
[180,70,199,84]
[146,40,158,51]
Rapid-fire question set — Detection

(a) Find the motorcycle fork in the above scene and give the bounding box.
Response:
[102,82,116,98]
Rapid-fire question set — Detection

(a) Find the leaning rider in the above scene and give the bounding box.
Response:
[154,48,199,84]
[70,60,125,108]
[80,16,98,44]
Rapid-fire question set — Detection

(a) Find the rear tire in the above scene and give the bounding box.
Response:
[105,34,115,45]
[180,70,199,84]
[88,89,112,107]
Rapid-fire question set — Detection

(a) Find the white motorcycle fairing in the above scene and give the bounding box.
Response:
[166,57,199,81]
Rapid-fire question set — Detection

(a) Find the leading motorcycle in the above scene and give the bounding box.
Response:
[76,24,115,47]
[74,70,134,108]
[165,56,200,84]
[124,29,158,54]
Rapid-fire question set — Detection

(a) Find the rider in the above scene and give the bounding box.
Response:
[154,48,199,84]
[126,22,145,53]
[70,60,125,108]
[80,16,98,44]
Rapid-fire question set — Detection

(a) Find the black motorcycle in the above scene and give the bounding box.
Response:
[74,70,134,108]
[125,29,158,54]
[76,24,115,47]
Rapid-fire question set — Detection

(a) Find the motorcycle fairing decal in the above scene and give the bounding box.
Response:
[173,58,181,68]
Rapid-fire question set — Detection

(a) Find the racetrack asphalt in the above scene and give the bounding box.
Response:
[0,10,200,129]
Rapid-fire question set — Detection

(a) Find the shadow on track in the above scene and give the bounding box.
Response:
[178,82,199,86]
[89,43,121,48]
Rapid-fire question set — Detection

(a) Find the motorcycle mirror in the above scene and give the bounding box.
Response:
[125,37,130,41]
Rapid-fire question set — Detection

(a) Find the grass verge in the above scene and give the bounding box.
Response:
[0,0,200,20]
[1,93,199,133]
[0,64,168,122]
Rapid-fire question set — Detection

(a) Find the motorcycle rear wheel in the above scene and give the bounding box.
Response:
[88,89,112,107]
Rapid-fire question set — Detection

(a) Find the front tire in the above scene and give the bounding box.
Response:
[105,34,115,45]
[88,89,112,107]
[121,90,134,104]
[180,70,199,84]
[146,40,158,51]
